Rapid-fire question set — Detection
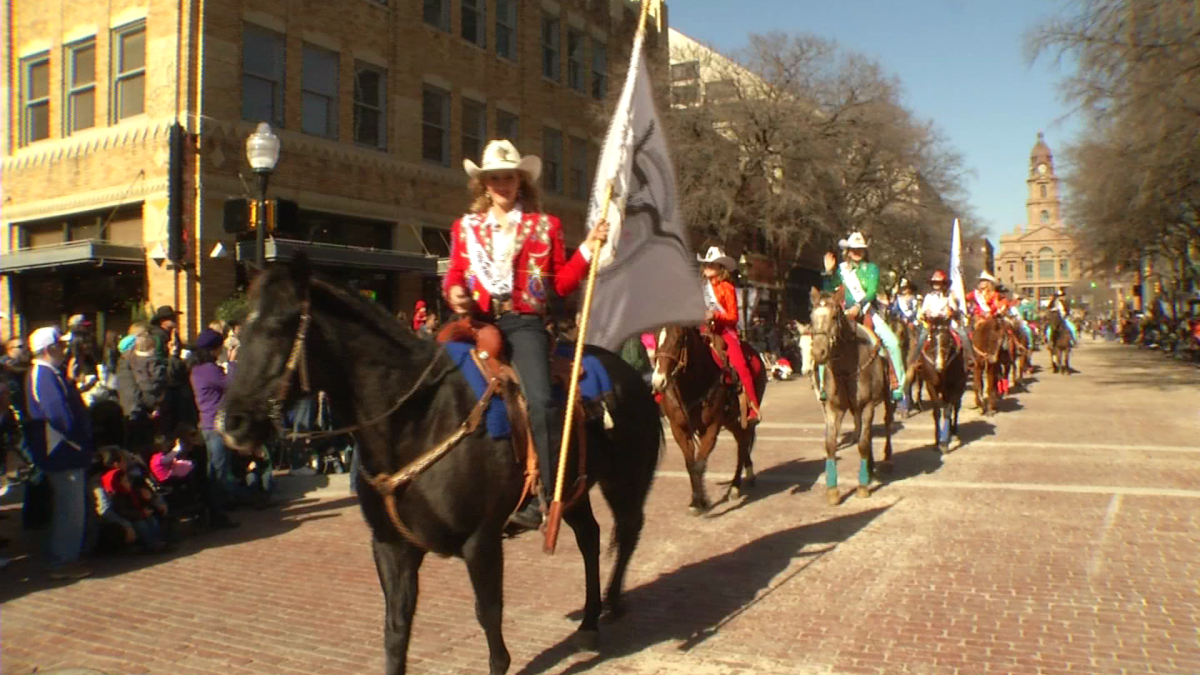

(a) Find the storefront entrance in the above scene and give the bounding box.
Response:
[11,265,147,337]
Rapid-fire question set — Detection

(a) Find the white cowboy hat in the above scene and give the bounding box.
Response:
[838,232,868,249]
[697,246,737,272]
[463,140,542,182]
[979,271,998,283]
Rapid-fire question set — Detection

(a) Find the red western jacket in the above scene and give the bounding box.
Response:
[443,211,591,317]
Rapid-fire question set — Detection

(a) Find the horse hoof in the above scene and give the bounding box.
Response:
[826,488,841,506]
[876,460,893,475]
[571,629,600,653]
[688,503,710,516]
[938,442,951,454]
[603,599,627,622]
[730,485,743,499]
[856,485,871,499]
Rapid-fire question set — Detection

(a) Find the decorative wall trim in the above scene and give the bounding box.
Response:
[242,10,287,33]
[64,25,98,45]
[18,41,52,57]
[110,7,148,29]
[302,30,340,53]
[494,99,521,115]
[422,74,453,91]
[462,88,487,104]
[2,178,169,225]
[2,117,175,171]
[354,49,388,68]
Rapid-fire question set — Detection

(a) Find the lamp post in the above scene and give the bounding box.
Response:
[245,122,280,266]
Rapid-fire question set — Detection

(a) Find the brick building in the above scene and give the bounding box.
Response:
[2,0,664,339]
[995,133,1092,305]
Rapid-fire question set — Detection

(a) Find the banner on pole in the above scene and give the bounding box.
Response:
[949,218,967,313]
[581,24,707,351]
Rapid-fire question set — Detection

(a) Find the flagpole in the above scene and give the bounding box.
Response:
[543,0,653,555]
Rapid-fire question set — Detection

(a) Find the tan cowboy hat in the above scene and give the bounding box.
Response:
[697,246,737,272]
[463,140,542,182]
[838,232,868,249]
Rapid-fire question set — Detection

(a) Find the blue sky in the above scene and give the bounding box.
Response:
[668,0,1083,240]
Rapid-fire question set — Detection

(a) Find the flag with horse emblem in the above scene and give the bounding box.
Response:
[581,17,706,351]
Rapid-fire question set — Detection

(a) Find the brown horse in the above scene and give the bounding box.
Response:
[651,325,767,513]
[1047,312,1073,374]
[910,316,968,453]
[970,316,1005,415]
[808,287,895,506]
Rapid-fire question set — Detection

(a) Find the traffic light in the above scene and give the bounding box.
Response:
[223,198,249,234]
[222,198,299,235]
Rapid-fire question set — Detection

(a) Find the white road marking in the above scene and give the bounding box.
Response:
[1087,494,1123,579]
[698,433,1200,454]
[654,469,1200,499]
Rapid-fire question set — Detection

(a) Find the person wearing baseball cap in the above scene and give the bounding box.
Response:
[25,326,94,580]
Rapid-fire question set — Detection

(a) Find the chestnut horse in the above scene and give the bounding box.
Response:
[1047,311,1073,374]
[970,316,1005,415]
[651,325,766,513]
[808,287,895,505]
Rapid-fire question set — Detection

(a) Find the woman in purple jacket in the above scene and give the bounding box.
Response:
[189,329,238,529]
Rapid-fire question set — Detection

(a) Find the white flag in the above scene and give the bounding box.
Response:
[581,23,706,351]
[949,218,967,313]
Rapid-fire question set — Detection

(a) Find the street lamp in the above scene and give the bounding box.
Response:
[245,122,280,265]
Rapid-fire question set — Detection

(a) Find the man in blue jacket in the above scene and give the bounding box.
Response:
[25,326,94,580]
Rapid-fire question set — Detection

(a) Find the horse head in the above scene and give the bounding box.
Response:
[650,325,695,393]
[808,286,847,367]
[927,316,957,373]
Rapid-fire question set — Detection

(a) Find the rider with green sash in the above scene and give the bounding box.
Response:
[819,232,907,402]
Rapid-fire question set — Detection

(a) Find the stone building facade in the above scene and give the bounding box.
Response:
[2,0,662,339]
[994,133,1090,305]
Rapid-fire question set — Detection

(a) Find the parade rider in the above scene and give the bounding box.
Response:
[967,271,1003,323]
[443,139,609,531]
[1006,290,1035,347]
[1049,289,1079,345]
[820,232,907,401]
[890,278,919,325]
[698,247,761,424]
[909,270,972,362]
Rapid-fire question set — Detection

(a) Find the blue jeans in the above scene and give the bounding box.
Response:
[202,429,236,510]
[46,468,89,569]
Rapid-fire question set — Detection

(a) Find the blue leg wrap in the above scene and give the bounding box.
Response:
[817,364,827,400]
[938,411,952,444]
[859,458,870,486]
[825,458,838,488]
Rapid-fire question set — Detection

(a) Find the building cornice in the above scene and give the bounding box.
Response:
[2,117,176,171]
[1,177,171,224]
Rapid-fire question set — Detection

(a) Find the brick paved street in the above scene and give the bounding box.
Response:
[3,341,1199,675]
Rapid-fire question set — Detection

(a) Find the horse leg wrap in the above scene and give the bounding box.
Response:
[825,458,838,488]
[871,314,907,394]
[817,365,827,400]
[939,412,951,444]
[858,458,870,486]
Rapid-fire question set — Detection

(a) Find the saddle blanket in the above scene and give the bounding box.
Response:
[443,341,614,440]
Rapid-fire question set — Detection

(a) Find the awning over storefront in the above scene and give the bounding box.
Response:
[235,238,438,273]
[0,240,145,273]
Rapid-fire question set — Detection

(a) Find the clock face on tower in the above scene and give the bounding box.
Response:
[1037,163,1048,176]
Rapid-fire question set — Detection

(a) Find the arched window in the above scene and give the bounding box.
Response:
[1038,246,1055,279]
[1040,209,1050,223]
[1040,184,1047,199]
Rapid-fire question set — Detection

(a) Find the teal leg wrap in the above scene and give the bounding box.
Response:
[859,458,870,486]
[1065,318,1078,342]
[871,314,907,398]
[1020,323,1033,345]
[825,458,838,488]
[817,365,827,400]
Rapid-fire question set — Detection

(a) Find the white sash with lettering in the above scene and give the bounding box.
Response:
[839,262,867,304]
[702,280,721,312]
[973,292,991,316]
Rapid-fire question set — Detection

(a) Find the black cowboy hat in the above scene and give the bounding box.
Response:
[153,305,183,322]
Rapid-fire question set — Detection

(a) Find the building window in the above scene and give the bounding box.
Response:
[1059,259,1070,277]
[541,15,561,82]
[424,0,450,31]
[569,135,589,200]
[1038,246,1055,280]
[20,54,50,145]
[567,29,585,93]
[542,127,563,194]
[1024,260,1033,280]
[301,45,339,138]
[242,23,285,125]
[671,84,699,106]
[496,0,517,60]
[671,61,699,81]
[66,40,96,133]
[1040,209,1050,223]
[706,79,737,102]
[591,39,607,99]
[353,63,386,148]
[422,86,450,165]
[112,22,146,120]
[462,99,486,164]
[496,109,519,142]
[1039,184,1047,199]
[1008,262,1014,274]
[462,0,486,47]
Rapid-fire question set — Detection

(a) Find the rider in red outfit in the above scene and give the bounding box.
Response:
[698,247,760,423]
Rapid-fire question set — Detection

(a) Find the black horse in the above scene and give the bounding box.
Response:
[218,259,662,675]
[909,316,967,453]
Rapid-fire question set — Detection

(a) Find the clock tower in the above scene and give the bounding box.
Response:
[1027,131,1061,227]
